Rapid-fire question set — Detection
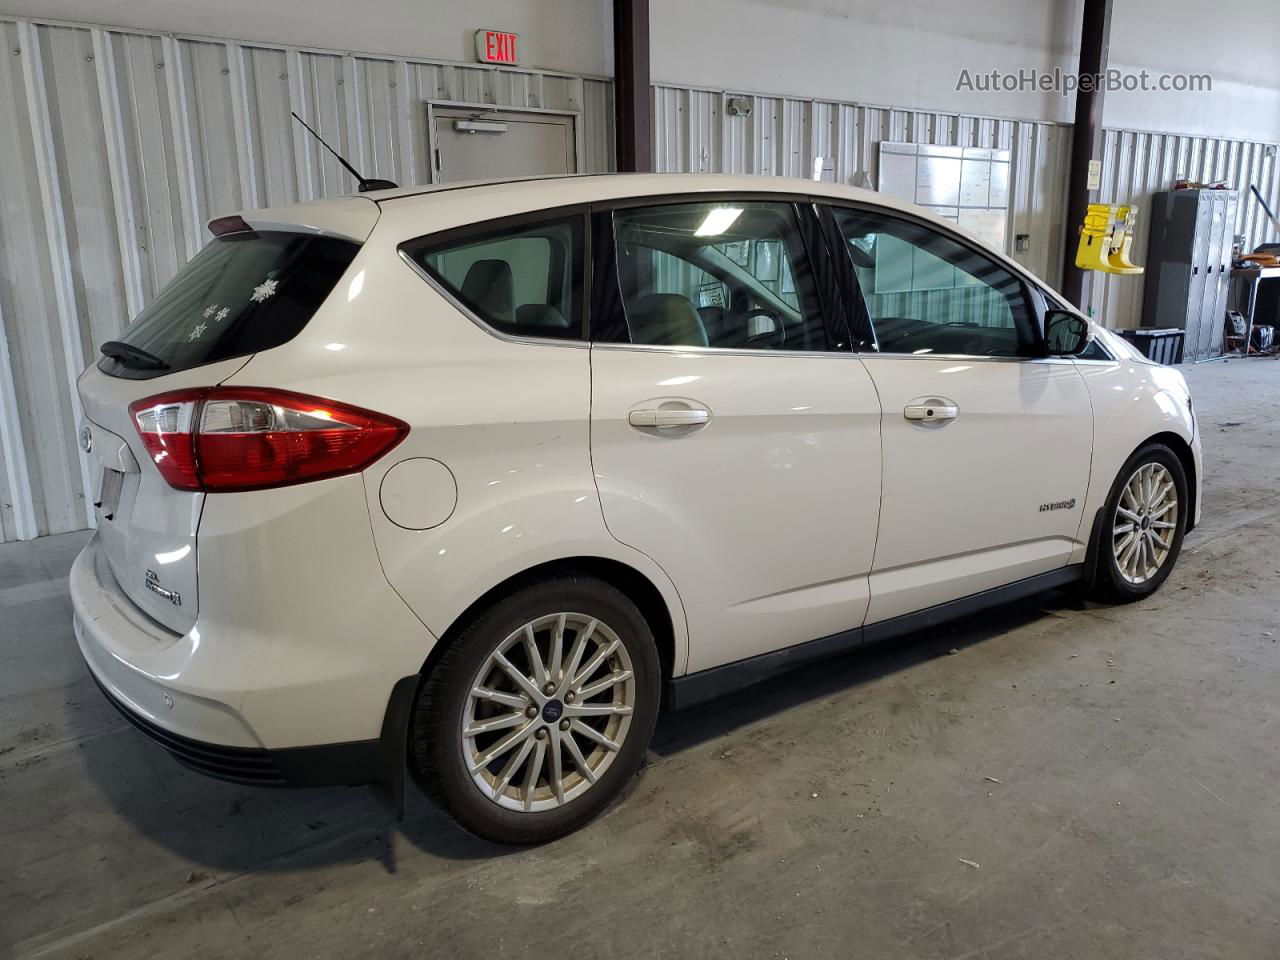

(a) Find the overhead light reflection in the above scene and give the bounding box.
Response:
[346,269,365,302]
[694,207,743,237]
[154,545,191,565]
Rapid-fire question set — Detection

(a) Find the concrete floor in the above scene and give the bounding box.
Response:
[3,358,1279,960]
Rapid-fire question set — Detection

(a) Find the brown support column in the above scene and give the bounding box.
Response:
[1060,0,1114,308]
[613,0,652,172]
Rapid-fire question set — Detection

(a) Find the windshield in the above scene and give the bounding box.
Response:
[98,230,359,379]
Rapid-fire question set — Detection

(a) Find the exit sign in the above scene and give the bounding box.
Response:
[475,29,519,65]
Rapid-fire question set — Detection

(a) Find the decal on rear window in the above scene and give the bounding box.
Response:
[98,230,359,380]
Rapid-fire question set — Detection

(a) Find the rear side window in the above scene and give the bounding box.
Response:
[98,231,359,379]
[403,214,585,340]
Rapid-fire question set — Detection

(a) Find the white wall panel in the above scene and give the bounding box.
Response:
[0,15,612,541]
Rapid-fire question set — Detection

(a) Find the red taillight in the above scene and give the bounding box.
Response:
[128,388,408,492]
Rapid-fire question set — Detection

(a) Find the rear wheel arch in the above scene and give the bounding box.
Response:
[420,556,678,689]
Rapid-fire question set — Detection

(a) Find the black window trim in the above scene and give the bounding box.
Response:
[397,204,592,348]
[817,199,1053,361]
[586,191,854,356]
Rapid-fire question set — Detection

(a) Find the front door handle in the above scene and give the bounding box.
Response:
[904,398,959,422]
[628,407,711,429]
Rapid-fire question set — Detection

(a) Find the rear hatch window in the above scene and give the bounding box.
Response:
[99,230,359,379]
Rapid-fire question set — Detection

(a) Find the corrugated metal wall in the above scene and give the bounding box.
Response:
[651,84,1280,334]
[2,18,1278,542]
[0,15,613,541]
[1084,129,1280,331]
[651,85,1074,296]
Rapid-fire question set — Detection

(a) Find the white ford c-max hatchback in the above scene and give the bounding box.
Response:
[72,174,1200,843]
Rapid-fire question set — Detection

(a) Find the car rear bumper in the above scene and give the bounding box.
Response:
[87,667,387,787]
[71,505,429,788]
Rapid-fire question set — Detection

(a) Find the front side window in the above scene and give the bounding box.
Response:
[403,214,584,340]
[830,208,1039,357]
[602,201,828,351]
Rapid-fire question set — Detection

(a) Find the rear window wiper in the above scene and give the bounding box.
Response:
[100,340,170,371]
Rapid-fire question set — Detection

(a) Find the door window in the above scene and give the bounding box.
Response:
[599,201,828,351]
[402,214,584,340]
[829,208,1039,357]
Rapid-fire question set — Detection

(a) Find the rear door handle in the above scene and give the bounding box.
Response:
[628,407,711,428]
[904,398,959,422]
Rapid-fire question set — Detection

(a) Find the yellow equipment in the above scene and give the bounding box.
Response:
[1075,202,1144,275]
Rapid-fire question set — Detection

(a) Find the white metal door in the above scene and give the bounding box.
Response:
[860,356,1093,623]
[432,108,576,182]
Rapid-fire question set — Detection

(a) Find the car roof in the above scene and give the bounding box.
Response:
[363,172,895,210]
[226,174,1072,311]
[233,174,959,247]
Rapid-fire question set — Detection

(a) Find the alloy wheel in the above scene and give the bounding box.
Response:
[1112,462,1179,585]
[462,613,636,812]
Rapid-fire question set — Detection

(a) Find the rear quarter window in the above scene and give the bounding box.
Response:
[99,230,359,379]
[401,214,585,340]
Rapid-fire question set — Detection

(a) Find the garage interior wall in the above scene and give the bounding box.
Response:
[648,84,1280,329]
[0,15,614,543]
[1,12,1278,543]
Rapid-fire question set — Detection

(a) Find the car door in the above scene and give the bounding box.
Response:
[823,204,1094,624]
[588,196,883,674]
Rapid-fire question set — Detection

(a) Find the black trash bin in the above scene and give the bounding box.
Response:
[1116,328,1185,364]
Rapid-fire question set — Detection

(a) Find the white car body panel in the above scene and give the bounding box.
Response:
[76,356,252,634]
[239,195,382,242]
[224,233,693,673]
[72,473,431,749]
[590,345,881,673]
[66,174,1202,776]
[860,354,1094,622]
[1068,336,1201,555]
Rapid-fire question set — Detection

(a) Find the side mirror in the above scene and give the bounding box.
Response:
[1044,309,1090,356]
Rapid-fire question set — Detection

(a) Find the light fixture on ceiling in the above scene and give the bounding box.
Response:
[694,206,743,237]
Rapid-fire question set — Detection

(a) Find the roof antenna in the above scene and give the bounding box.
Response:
[290,111,397,193]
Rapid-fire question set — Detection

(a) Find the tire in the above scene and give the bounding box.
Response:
[409,575,661,844]
[1088,443,1188,603]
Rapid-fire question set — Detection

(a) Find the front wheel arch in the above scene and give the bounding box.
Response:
[1082,432,1195,594]
[1083,440,1188,601]
[1145,431,1197,532]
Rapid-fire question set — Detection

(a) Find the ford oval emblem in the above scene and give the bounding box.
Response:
[80,425,93,454]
